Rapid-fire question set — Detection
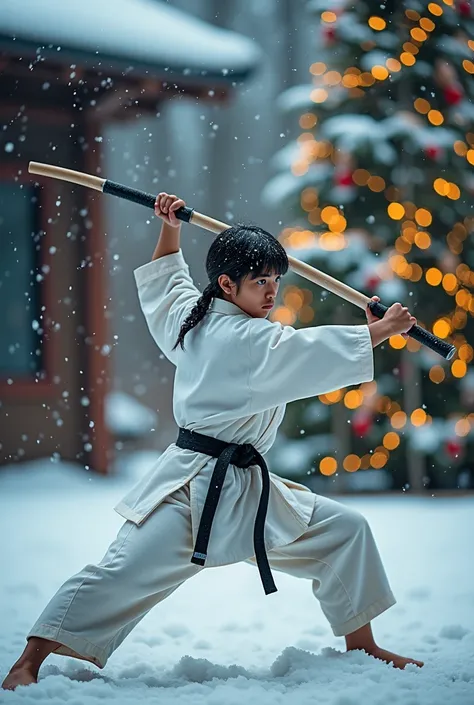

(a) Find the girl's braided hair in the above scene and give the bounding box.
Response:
[172,223,288,351]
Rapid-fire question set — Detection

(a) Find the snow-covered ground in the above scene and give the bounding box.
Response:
[1,454,473,704]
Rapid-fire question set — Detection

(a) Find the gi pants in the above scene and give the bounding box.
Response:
[26,486,396,669]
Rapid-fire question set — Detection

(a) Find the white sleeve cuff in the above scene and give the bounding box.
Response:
[133,249,189,287]
[356,324,374,383]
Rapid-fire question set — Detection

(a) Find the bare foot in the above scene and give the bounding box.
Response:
[1,665,38,691]
[367,646,424,670]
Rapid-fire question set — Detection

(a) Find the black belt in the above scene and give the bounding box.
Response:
[176,427,277,595]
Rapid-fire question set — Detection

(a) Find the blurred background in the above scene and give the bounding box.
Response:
[1,0,473,494]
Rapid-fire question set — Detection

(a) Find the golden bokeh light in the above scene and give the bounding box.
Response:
[386,58,402,72]
[321,205,340,225]
[414,231,431,249]
[404,42,419,54]
[387,202,405,220]
[411,408,427,426]
[447,183,461,200]
[383,432,400,450]
[433,178,449,195]
[368,176,386,192]
[389,335,407,350]
[359,72,376,86]
[368,16,386,30]
[299,306,315,324]
[456,289,470,307]
[370,452,388,469]
[310,88,328,103]
[344,390,363,409]
[343,455,361,472]
[319,232,347,250]
[396,236,412,254]
[410,263,423,281]
[426,267,443,286]
[414,97,430,113]
[372,65,389,80]
[410,27,427,41]
[442,273,458,293]
[284,290,305,310]
[328,215,347,232]
[454,141,467,156]
[299,113,317,129]
[433,319,451,338]
[301,187,319,210]
[455,419,471,437]
[400,52,416,66]
[428,3,443,14]
[452,310,467,329]
[353,169,370,186]
[321,11,337,22]
[288,229,316,248]
[451,360,467,378]
[458,344,473,362]
[319,457,338,476]
[420,17,436,31]
[429,365,445,384]
[310,62,327,75]
[321,389,344,404]
[427,109,444,125]
[323,70,342,85]
[391,411,407,429]
[342,73,360,88]
[271,306,296,325]
[415,208,432,226]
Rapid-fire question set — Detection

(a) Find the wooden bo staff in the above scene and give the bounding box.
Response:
[28,161,456,361]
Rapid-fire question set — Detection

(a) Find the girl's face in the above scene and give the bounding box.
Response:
[218,270,282,318]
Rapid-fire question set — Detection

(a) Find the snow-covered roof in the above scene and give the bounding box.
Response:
[0,0,261,82]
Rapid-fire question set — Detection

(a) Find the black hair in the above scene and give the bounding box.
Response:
[172,223,289,351]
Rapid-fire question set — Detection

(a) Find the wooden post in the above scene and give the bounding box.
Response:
[82,120,111,473]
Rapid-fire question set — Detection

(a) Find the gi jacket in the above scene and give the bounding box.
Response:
[114,250,374,566]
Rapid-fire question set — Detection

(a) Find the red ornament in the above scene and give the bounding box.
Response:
[458,1,471,17]
[443,85,463,105]
[445,439,462,458]
[424,145,442,160]
[335,169,353,186]
[352,410,373,437]
[323,26,337,44]
[365,274,381,290]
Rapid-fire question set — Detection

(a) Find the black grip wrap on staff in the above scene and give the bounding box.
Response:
[102,180,194,222]
[368,301,456,361]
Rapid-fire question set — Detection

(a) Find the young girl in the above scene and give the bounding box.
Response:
[2,193,423,690]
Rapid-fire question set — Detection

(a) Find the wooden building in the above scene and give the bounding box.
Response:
[0,0,260,473]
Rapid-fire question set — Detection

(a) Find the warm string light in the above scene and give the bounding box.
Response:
[316,397,473,475]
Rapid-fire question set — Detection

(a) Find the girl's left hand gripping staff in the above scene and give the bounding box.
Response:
[28,161,456,361]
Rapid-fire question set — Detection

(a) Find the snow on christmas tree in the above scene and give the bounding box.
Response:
[263,0,473,491]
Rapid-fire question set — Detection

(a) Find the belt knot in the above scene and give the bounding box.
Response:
[232,443,257,468]
[175,427,277,595]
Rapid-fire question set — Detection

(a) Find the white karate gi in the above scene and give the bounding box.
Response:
[27,250,396,668]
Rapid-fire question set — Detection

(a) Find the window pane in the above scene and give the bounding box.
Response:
[0,182,42,377]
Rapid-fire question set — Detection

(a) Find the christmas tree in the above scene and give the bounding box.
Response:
[263,0,474,491]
